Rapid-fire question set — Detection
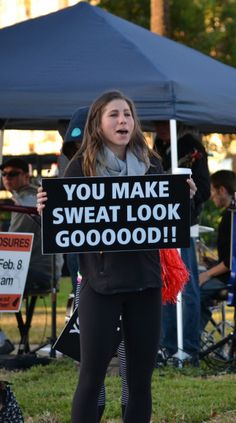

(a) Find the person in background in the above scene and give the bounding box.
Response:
[61,106,90,161]
[58,107,89,295]
[61,106,108,421]
[0,157,63,354]
[62,106,128,421]
[37,90,197,423]
[154,121,210,366]
[199,170,236,331]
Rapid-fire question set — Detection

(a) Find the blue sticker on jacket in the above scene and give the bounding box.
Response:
[71,128,82,137]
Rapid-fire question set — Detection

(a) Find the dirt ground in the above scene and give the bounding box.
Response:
[203,410,236,422]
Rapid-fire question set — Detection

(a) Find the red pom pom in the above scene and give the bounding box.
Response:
[160,249,189,304]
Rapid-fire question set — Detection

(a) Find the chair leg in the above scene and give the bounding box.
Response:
[200,305,236,364]
[228,306,236,359]
[208,302,233,339]
[15,296,38,355]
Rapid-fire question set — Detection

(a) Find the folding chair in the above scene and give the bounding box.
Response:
[15,290,51,355]
[200,196,236,367]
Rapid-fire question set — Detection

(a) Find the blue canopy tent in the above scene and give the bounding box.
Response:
[0,1,236,133]
[0,1,236,361]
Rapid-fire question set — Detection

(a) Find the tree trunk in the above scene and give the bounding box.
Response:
[150,0,170,36]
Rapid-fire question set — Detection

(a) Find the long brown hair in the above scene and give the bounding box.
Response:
[74,90,156,176]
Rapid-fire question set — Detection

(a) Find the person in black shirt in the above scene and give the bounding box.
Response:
[154,121,210,365]
[199,170,236,331]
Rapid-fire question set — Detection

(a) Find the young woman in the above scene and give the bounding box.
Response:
[37,90,196,423]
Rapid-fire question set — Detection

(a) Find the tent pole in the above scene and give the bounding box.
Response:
[0,130,4,165]
[170,119,184,366]
[170,120,178,170]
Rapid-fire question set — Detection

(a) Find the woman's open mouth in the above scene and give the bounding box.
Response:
[116,129,128,134]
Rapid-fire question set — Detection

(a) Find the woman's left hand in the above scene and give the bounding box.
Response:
[187,178,197,199]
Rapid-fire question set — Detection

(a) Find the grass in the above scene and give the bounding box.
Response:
[0,277,236,422]
[0,361,236,423]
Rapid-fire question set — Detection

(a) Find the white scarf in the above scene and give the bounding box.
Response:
[96,145,148,177]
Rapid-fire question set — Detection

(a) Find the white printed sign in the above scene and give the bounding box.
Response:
[42,174,190,253]
[0,232,33,312]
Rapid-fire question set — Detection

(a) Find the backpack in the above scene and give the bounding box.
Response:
[0,381,24,423]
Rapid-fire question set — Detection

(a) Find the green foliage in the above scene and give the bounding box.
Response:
[98,0,150,29]
[170,0,236,66]
[199,198,222,247]
[97,0,236,67]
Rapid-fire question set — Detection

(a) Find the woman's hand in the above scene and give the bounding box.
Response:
[37,186,48,215]
[187,178,197,199]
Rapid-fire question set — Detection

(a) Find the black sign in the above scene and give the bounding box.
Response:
[53,306,121,361]
[42,174,190,254]
[53,306,81,362]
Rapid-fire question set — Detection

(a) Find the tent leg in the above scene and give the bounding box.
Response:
[0,130,4,166]
[169,119,184,367]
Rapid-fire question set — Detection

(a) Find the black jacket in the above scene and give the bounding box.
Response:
[155,133,210,226]
[64,155,163,294]
[217,208,231,284]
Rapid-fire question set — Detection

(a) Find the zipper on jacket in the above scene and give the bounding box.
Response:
[99,251,105,274]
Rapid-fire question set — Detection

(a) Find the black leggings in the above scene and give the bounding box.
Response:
[71,282,162,423]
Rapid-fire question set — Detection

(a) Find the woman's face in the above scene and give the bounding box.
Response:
[100,99,134,159]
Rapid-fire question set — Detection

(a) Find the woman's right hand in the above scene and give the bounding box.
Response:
[37,186,48,215]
